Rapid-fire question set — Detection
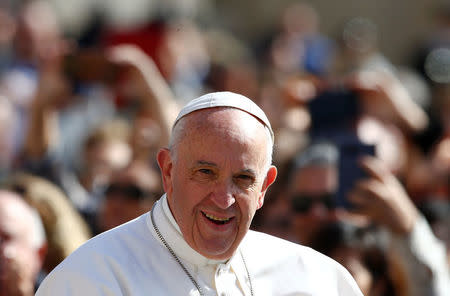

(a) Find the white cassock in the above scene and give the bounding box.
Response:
[36,195,364,295]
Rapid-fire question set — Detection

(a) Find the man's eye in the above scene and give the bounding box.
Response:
[199,169,213,175]
[237,175,252,180]
[191,168,216,182]
[235,175,255,185]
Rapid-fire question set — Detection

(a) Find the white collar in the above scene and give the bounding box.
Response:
[147,195,254,295]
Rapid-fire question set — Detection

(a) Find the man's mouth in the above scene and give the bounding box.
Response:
[201,211,233,225]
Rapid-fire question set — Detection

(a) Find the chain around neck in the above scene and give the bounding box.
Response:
[150,203,254,296]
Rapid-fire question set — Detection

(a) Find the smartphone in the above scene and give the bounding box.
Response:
[63,49,120,84]
[307,87,360,137]
[335,134,375,209]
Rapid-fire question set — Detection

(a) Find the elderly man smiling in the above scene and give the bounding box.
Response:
[36,92,363,295]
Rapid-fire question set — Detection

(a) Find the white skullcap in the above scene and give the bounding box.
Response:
[174,91,274,140]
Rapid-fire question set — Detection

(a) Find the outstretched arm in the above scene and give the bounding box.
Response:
[107,45,180,149]
[349,71,429,134]
[24,60,70,161]
[349,157,450,296]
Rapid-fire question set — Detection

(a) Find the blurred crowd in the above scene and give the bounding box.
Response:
[0,0,449,295]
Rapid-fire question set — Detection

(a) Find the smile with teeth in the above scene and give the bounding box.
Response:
[202,211,233,225]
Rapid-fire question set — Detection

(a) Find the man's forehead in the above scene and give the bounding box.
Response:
[184,107,263,128]
[178,118,268,172]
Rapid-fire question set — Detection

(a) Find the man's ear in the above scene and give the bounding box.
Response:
[156,148,173,195]
[257,165,277,209]
[33,242,47,276]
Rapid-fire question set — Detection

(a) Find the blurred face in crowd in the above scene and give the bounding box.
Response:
[82,140,132,191]
[14,0,62,62]
[98,163,161,232]
[0,191,45,296]
[157,108,277,260]
[289,164,339,245]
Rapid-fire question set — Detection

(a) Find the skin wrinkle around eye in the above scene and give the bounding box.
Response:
[190,160,260,192]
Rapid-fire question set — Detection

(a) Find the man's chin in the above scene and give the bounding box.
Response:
[196,240,237,261]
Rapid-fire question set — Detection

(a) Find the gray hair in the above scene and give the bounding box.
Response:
[293,141,338,171]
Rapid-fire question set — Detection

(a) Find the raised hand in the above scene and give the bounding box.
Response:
[348,156,419,235]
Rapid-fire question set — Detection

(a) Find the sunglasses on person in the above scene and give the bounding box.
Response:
[290,193,336,213]
[104,183,159,201]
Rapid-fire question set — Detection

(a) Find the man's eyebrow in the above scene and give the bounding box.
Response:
[195,162,257,175]
[238,169,257,176]
[196,160,218,167]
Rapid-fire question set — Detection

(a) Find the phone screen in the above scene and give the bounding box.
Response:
[336,134,375,209]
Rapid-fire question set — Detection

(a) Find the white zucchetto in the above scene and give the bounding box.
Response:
[173,91,274,140]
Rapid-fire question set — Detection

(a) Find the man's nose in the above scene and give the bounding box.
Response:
[0,242,14,259]
[210,180,236,209]
[309,202,329,218]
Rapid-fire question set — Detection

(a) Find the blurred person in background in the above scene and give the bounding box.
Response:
[349,70,429,187]
[0,0,66,162]
[22,44,177,221]
[0,190,47,296]
[0,0,63,103]
[311,221,396,296]
[103,18,210,104]
[108,45,179,163]
[158,19,210,104]
[290,62,447,294]
[329,16,432,173]
[253,2,334,161]
[349,69,449,210]
[285,141,341,246]
[305,67,430,196]
[95,161,162,234]
[347,156,449,296]
[328,16,432,186]
[331,17,395,77]
[284,139,449,295]
[24,114,132,226]
[3,173,92,273]
[203,29,261,102]
[260,2,334,77]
